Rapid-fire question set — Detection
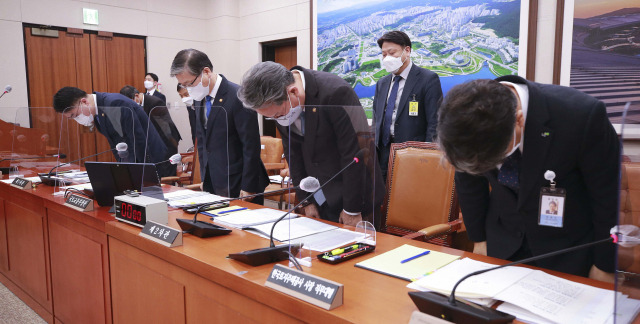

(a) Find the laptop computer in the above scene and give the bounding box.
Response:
[85,162,164,206]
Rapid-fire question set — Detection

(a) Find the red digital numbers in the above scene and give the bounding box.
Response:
[120,202,142,222]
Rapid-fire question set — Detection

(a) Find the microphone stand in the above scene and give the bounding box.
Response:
[228,152,364,267]
[409,235,617,323]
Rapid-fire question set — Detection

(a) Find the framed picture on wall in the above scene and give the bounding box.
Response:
[556,0,640,124]
[310,0,536,112]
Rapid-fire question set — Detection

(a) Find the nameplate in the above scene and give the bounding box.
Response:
[265,264,343,310]
[11,177,32,190]
[64,194,94,212]
[139,221,183,248]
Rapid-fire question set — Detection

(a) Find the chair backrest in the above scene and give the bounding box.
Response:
[383,142,459,245]
[618,162,640,273]
[260,136,284,164]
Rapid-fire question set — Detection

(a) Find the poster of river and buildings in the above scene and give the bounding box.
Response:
[315,0,525,112]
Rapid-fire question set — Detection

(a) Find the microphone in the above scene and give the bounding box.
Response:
[228,149,366,267]
[408,234,618,323]
[155,153,182,166]
[39,142,128,186]
[0,85,11,99]
[176,176,320,238]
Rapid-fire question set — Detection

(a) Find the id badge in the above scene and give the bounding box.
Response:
[409,95,418,116]
[538,186,566,228]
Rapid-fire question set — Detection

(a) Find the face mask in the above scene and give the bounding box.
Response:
[381,48,408,73]
[186,72,210,101]
[276,93,303,126]
[181,96,194,106]
[505,128,520,158]
[74,104,94,127]
[144,80,154,90]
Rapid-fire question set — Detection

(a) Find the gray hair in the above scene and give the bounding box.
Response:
[169,49,213,77]
[237,61,294,110]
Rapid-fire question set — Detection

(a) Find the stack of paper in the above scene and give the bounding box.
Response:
[213,208,296,229]
[408,258,640,324]
[247,217,338,242]
[355,244,461,281]
[164,190,227,208]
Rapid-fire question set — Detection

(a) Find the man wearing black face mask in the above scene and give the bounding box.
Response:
[170,49,268,204]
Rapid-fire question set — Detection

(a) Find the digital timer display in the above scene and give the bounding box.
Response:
[115,201,147,225]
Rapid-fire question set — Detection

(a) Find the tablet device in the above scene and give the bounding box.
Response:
[85,162,163,206]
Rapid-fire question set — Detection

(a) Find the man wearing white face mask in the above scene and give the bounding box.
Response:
[373,31,443,180]
[52,86,172,177]
[144,73,167,104]
[170,49,268,203]
[238,61,385,227]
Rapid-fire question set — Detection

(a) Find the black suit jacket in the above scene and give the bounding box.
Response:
[194,76,268,197]
[455,75,619,276]
[373,64,442,145]
[150,90,166,104]
[142,94,181,154]
[94,92,170,175]
[277,66,384,223]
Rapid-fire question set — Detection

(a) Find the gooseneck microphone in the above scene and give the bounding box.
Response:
[176,176,320,238]
[155,153,182,166]
[408,234,618,323]
[227,148,366,267]
[0,85,12,99]
[39,143,128,186]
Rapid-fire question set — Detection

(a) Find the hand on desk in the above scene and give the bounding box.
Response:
[239,190,254,201]
[339,211,362,227]
[589,265,615,283]
[304,204,320,219]
[473,241,487,256]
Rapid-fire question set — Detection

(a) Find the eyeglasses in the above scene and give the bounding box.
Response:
[180,73,200,88]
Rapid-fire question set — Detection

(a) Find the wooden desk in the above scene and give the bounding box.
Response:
[105,201,616,324]
[0,180,629,324]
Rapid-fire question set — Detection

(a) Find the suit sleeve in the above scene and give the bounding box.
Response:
[233,102,267,193]
[578,100,619,273]
[455,171,491,242]
[328,85,365,213]
[422,73,443,142]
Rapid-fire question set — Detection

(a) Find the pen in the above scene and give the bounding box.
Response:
[217,207,247,214]
[400,251,430,264]
[330,244,360,256]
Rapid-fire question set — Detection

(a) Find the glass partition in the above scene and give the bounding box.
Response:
[3,107,61,180]
[144,105,229,197]
[617,102,640,323]
[53,106,136,196]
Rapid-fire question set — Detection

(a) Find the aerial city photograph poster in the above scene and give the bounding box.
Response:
[569,0,640,122]
[314,0,527,111]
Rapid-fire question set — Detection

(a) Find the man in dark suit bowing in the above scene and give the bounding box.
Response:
[170,49,268,203]
[238,61,384,227]
[437,76,619,281]
[120,85,182,177]
[52,87,172,177]
[373,31,442,179]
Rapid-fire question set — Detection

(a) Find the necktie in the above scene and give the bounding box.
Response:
[498,149,522,192]
[382,76,402,146]
[205,95,212,118]
[147,92,150,95]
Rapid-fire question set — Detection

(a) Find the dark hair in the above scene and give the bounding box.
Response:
[377,30,412,49]
[237,61,294,110]
[169,49,213,77]
[119,85,139,99]
[145,73,159,82]
[53,87,87,113]
[437,79,518,175]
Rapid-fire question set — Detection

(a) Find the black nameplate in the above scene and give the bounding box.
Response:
[265,264,343,310]
[139,221,182,247]
[64,194,94,212]
[11,177,32,190]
